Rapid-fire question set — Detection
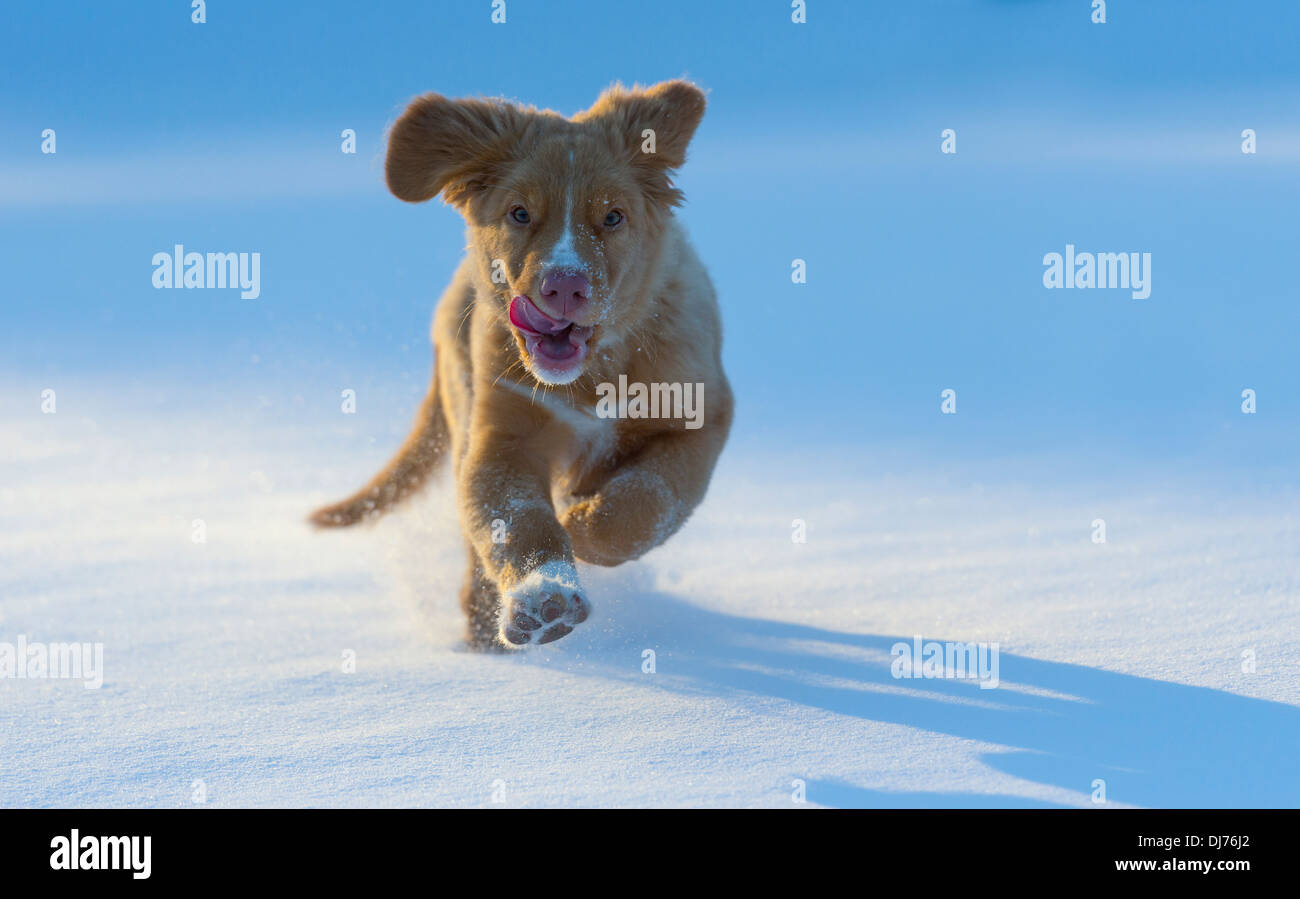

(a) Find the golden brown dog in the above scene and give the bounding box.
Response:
[311,81,732,650]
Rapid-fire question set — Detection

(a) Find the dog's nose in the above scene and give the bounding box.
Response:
[539,270,590,318]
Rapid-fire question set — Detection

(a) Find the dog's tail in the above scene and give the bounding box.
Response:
[308,374,448,528]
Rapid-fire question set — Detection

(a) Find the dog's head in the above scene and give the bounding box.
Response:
[385,81,706,385]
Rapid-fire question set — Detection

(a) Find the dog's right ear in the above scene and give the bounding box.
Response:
[385,94,523,207]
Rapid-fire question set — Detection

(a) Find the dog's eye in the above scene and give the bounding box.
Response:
[603,210,624,228]
[510,206,531,225]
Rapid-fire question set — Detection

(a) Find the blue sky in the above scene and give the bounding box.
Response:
[3,0,1299,473]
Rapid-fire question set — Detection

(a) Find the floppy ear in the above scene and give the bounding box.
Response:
[385,93,525,207]
[576,80,707,206]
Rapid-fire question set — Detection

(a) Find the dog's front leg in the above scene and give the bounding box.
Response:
[458,427,590,647]
[561,390,734,567]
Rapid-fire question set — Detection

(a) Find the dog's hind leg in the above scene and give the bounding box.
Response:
[460,546,504,651]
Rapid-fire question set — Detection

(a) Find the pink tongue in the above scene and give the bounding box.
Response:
[509,295,568,335]
[537,332,578,359]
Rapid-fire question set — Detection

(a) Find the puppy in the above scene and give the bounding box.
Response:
[311,81,732,650]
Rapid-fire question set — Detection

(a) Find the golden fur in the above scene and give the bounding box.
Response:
[311,81,732,649]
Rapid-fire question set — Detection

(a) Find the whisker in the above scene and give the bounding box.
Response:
[491,360,524,388]
[455,303,474,339]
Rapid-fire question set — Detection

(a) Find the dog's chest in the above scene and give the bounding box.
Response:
[547,396,618,465]
[499,381,617,466]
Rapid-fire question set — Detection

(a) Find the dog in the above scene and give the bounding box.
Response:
[310,80,732,650]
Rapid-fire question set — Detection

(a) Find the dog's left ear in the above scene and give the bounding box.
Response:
[577,80,707,205]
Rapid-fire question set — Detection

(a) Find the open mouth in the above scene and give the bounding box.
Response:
[508,295,593,379]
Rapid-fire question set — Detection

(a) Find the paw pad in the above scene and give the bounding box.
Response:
[499,562,591,647]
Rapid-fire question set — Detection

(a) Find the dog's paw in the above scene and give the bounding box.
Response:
[499,561,590,647]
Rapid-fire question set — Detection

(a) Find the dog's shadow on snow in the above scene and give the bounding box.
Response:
[544,569,1300,808]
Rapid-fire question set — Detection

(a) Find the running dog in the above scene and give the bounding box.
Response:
[311,81,732,650]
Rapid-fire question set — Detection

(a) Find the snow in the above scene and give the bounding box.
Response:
[1,393,1297,809]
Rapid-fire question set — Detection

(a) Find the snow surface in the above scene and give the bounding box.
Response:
[1,394,1297,809]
